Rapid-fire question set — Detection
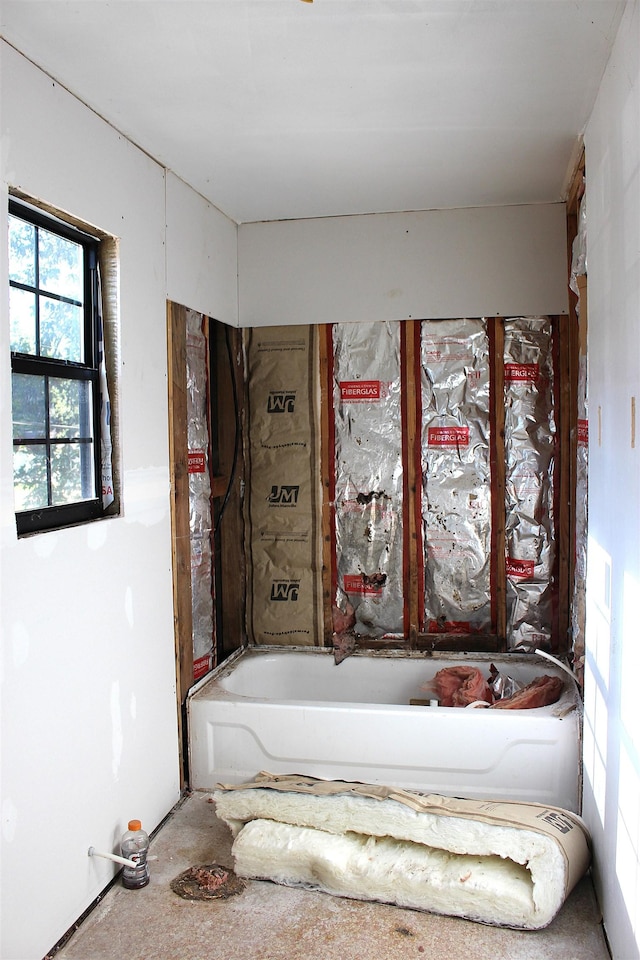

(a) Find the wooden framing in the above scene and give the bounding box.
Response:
[489,318,507,648]
[565,145,588,665]
[166,300,194,785]
[556,314,574,653]
[402,320,421,644]
[319,325,336,646]
[211,321,246,660]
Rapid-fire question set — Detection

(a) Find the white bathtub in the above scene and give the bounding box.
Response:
[187,646,582,812]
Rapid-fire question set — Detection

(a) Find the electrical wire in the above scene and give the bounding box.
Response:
[213,323,241,539]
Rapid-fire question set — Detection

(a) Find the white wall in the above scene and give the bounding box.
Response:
[165,171,238,324]
[583,2,640,958]
[238,202,569,326]
[0,43,238,960]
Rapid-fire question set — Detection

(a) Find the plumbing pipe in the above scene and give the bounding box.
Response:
[88,846,137,869]
[534,648,579,683]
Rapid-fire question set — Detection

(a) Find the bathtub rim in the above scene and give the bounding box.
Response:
[187,644,581,717]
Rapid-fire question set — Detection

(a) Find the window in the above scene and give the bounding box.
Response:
[9,199,109,534]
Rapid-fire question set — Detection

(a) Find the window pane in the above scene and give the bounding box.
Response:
[12,373,46,439]
[8,215,36,285]
[49,378,93,439]
[38,228,84,302]
[9,287,37,354]
[51,442,94,505]
[13,444,48,511]
[40,296,83,361]
[9,203,106,533]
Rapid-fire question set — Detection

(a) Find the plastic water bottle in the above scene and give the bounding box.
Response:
[121,820,150,889]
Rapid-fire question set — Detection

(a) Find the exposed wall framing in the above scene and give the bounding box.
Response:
[565,146,588,677]
[167,300,194,784]
[168,305,246,782]
[236,317,579,659]
[211,321,247,661]
[317,317,575,656]
[489,318,507,645]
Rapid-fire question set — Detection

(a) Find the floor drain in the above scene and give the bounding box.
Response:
[170,863,246,901]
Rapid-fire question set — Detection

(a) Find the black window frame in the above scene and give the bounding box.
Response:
[9,198,105,535]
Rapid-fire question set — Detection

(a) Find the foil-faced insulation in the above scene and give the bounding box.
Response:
[420,319,492,633]
[186,310,214,678]
[503,318,556,651]
[332,321,404,637]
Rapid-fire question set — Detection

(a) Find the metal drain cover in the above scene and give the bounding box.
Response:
[170,863,246,901]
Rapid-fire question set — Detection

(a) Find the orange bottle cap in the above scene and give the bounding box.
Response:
[128,819,142,831]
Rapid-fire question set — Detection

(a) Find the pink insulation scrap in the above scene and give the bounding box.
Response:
[424,666,493,707]
[423,665,563,709]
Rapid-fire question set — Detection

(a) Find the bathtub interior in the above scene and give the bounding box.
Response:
[196,645,580,713]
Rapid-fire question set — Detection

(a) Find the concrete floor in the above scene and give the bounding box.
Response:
[53,791,611,960]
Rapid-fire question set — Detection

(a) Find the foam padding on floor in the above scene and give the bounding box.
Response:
[213,773,591,930]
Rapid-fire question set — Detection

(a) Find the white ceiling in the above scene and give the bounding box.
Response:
[0,1,626,224]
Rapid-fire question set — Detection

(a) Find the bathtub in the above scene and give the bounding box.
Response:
[187,646,582,812]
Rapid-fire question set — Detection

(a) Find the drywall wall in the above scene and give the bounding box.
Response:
[165,172,238,324]
[582,3,640,958]
[0,42,237,960]
[237,203,569,327]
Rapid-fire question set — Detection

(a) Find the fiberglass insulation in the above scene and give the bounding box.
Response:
[214,774,590,930]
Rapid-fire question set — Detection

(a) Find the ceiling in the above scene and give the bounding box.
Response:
[0,1,625,224]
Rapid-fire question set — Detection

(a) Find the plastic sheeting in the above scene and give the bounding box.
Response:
[332,321,404,637]
[503,317,556,651]
[186,310,214,679]
[420,319,492,633]
[569,188,587,300]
